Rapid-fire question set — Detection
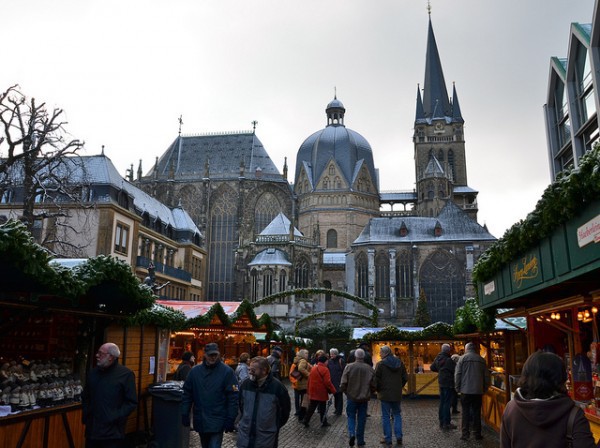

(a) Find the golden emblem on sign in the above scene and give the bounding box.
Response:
[513,255,539,288]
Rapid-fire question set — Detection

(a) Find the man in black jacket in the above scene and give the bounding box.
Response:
[82,342,137,448]
[430,344,457,432]
[237,357,291,448]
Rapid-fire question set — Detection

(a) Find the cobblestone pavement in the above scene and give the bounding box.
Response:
[187,383,499,448]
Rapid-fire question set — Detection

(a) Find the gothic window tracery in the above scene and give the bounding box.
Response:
[254,192,281,234]
[396,251,412,298]
[375,252,390,298]
[356,252,368,299]
[419,250,465,323]
[326,229,338,248]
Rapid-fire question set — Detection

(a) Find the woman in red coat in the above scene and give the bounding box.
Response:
[302,354,337,428]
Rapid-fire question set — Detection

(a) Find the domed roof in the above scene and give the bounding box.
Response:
[326,97,345,110]
[294,98,378,191]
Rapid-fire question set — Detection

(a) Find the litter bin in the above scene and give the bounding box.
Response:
[148,382,190,448]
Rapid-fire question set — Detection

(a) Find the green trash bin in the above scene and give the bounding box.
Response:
[148,383,190,448]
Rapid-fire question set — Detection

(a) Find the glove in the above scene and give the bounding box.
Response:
[224,417,236,433]
[181,414,191,427]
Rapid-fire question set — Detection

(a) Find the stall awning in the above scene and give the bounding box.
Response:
[352,327,423,340]
[156,301,242,319]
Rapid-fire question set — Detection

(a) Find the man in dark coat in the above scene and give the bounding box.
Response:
[237,356,291,448]
[430,344,457,431]
[374,345,408,447]
[455,342,491,441]
[82,342,137,448]
[267,346,283,380]
[327,348,346,415]
[181,343,239,448]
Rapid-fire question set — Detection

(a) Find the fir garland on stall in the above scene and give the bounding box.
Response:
[474,145,600,283]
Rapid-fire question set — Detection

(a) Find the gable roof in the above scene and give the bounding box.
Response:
[353,201,496,245]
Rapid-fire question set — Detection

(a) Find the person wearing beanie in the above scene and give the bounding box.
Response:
[173,351,195,381]
[431,344,457,431]
[374,345,408,447]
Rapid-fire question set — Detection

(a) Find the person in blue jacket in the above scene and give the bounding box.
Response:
[181,342,239,448]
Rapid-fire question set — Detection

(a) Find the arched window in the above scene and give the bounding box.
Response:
[208,186,238,300]
[294,258,310,290]
[278,270,287,302]
[262,269,274,298]
[251,269,259,303]
[375,252,390,298]
[323,280,332,302]
[438,149,444,162]
[335,176,341,189]
[419,250,465,324]
[329,165,335,175]
[448,150,456,180]
[255,192,281,234]
[326,229,338,248]
[323,177,330,189]
[396,251,412,298]
[356,253,368,299]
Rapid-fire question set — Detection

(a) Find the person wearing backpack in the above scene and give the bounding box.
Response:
[500,351,595,448]
[290,349,311,420]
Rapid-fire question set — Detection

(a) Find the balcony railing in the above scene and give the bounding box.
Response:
[136,256,192,282]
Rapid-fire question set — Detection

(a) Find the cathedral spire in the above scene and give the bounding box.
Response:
[415,84,425,121]
[422,16,451,120]
[451,82,464,123]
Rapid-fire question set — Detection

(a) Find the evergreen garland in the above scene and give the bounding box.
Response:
[294,310,376,334]
[473,146,600,283]
[361,322,454,343]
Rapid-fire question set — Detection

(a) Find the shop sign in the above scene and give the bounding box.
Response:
[512,254,539,288]
[577,214,600,248]
[483,280,495,296]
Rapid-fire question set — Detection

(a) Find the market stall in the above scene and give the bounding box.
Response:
[475,154,600,439]
[0,222,156,448]
[357,324,465,396]
[155,300,274,377]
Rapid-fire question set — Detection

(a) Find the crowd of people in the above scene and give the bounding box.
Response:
[80,340,600,448]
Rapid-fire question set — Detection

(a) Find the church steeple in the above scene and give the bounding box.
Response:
[422,17,452,121]
[415,84,425,121]
[451,82,464,123]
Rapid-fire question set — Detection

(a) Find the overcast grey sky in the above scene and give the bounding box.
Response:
[0,1,594,238]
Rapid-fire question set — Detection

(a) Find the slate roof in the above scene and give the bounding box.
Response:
[353,201,495,245]
[380,191,417,202]
[248,248,292,266]
[295,123,378,191]
[259,212,303,237]
[151,132,286,183]
[7,154,203,238]
[423,154,446,177]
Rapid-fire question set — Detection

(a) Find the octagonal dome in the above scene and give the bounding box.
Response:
[294,97,378,192]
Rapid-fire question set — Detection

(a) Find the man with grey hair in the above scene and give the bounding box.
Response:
[374,345,407,447]
[430,343,457,431]
[327,348,345,415]
[82,342,138,448]
[340,348,375,447]
[455,342,490,441]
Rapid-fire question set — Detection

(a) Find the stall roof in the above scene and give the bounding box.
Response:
[156,300,243,319]
[352,327,423,339]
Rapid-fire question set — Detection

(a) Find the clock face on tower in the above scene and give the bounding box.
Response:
[434,122,445,133]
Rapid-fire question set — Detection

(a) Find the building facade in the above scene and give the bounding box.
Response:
[545,1,600,179]
[0,154,206,301]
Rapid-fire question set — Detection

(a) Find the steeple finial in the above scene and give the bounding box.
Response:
[427,0,431,16]
[101,145,105,156]
[178,115,183,136]
[252,120,258,133]
[334,86,337,99]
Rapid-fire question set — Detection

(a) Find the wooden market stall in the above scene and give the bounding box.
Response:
[357,324,465,396]
[0,222,157,448]
[156,300,274,377]
[458,323,528,432]
[476,181,600,441]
